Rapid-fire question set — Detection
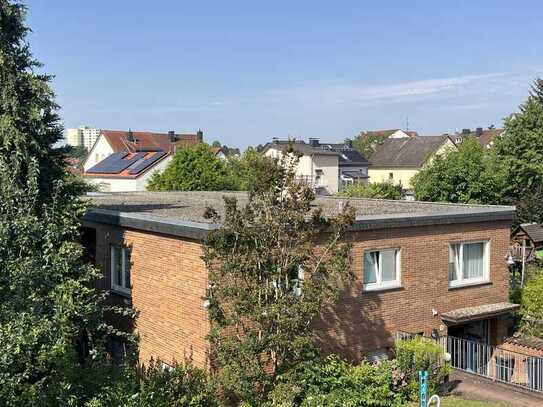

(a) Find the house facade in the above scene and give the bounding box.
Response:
[82,129,203,192]
[82,191,517,368]
[262,138,369,194]
[368,135,456,195]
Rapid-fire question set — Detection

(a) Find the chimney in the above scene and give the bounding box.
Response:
[475,127,483,137]
[127,129,135,142]
[196,129,203,142]
[168,130,176,141]
[461,128,471,135]
[344,138,353,148]
[272,137,279,144]
[308,138,320,147]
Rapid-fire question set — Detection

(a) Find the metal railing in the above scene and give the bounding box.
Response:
[396,331,543,393]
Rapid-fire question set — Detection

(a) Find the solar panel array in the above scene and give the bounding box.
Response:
[87,152,147,174]
[127,151,167,174]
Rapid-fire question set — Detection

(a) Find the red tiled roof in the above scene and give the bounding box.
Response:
[101,130,202,154]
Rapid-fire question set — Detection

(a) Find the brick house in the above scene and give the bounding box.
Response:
[82,191,518,367]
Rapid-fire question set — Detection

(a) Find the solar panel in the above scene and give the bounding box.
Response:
[127,151,167,175]
[86,152,147,174]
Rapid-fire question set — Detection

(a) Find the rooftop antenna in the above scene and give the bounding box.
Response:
[406,116,409,131]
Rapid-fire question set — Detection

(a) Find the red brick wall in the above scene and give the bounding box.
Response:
[85,219,512,366]
[314,220,512,361]
[84,221,210,368]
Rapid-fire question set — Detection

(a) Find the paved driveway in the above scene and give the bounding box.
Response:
[449,371,543,407]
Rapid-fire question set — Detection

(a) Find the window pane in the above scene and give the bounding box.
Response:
[364,252,377,284]
[123,249,131,289]
[463,242,484,279]
[112,246,122,286]
[449,244,460,281]
[381,250,397,282]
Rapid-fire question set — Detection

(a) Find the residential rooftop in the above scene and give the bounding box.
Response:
[83,191,515,240]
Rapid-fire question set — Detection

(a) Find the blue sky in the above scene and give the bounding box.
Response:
[27,0,543,148]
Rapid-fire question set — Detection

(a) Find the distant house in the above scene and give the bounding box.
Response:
[447,127,504,149]
[368,135,455,196]
[83,129,203,192]
[211,147,227,160]
[510,223,543,263]
[262,138,369,195]
[360,129,419,140]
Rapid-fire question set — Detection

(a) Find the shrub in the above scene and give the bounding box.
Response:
[85,360,217,407]
[520,269,543,337]
[395,337,451,400]
[267,355,405,407]
[339,182,404,200]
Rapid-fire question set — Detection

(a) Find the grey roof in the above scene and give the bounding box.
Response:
[369,135,451,167]
[517,223,543,244]
[83,191,515,239]
[441,302,519,324]
[262,141,338,156]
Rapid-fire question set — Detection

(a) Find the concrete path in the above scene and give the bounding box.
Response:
[449,371,543,407]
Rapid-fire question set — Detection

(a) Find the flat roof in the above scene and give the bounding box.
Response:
[83,191,515,239]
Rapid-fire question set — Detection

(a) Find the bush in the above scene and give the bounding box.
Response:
[395,337,451,400]
[267,355,405,407]
[520,269,543,337]
[85,360,217,407]
[339,182,404,200]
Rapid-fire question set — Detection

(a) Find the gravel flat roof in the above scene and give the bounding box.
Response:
[83,191,515,239]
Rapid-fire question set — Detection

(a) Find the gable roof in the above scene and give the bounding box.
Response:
[101,130,202,154]
[360,129,419,138]
[447,128,504,147]
[84,151,169,178]
[512,223,543,244]
[262,140,370,165]
[369,135,451,167]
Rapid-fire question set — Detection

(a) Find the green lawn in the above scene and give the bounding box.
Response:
[408,396,510,406]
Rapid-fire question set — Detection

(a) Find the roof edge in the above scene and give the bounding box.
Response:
[83,206,515,240]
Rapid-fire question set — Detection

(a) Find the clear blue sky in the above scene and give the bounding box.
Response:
[27,0,543,148]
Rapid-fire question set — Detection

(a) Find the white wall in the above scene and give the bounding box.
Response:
[83,135,114,171]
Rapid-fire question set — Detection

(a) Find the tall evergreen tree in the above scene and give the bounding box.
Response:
[0,2,124,404]
[0,1,67,201]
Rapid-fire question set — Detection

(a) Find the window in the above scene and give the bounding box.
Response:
[363,249,400,291]
[111,245,131,294]
[448,241,489,287]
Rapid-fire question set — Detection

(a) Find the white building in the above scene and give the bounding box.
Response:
[262,138,369,195]
[83,129,203,192]
[66,126,101,151]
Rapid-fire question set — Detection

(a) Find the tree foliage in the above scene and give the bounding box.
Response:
[0,2,130,404]
[339,181,404,200]
[147,144,235,191]
[202,155,355,404]
[519,270,543,338]
[494,78,543,223]
[412,137,506,204]
[352,133,388,158]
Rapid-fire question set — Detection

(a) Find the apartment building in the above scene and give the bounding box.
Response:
[82,191,517,368]
[67,126,101,151]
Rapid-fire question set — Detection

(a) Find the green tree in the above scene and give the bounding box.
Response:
[519,270,543,338]
[352,133,389,158]
[147,144,234,191]
[224,147,281,191]
[202,155,355,404]
[412,137,506,204]
[338,181,404,200]
[494,78,543,223]
[0,2,128,404]
[0,0,68,202]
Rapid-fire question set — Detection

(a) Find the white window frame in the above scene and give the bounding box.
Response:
[111,245,131,295]
[363,248,401,291]
[448,240,490,288]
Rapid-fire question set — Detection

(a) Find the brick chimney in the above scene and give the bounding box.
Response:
[196,129,203,142]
